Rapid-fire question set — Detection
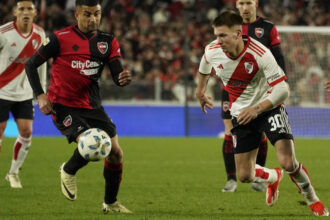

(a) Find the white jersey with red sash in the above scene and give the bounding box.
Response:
[0,21,46,101]
[199,37,286,117]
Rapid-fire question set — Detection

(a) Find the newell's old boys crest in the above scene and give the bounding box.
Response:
[244,62,254,74]
[63,115,72,127]
[97,42,108,54]
[255,28,264,38]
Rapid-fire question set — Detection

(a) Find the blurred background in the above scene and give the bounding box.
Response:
[1,0,330,137]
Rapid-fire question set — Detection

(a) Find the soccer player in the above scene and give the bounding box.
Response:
[220,0,287,193]
[25,0,132,214]
[0,0,46,188]
[196,11,328,216]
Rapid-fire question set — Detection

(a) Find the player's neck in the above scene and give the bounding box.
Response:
[243,16,257,24]
[228,40,245,58]
[16,22,33,34]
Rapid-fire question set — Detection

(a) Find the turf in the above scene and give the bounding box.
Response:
[0,138,329,219]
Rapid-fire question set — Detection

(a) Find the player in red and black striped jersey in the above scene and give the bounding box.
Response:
[220,0,287,193]
[25,0,132,214]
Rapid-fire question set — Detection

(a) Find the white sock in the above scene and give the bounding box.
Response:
[254,164,278,184]
[288,163,319,205]
[9,135,31,174]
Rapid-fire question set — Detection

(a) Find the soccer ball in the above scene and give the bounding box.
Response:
[78,128,112,161]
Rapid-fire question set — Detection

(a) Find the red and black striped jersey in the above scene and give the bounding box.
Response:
[242,16,286,72]
[38,24,121,109]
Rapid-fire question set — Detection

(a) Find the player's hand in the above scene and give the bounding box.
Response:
[118,70,132,86]
[237,106,258,125]
[325,81,330,91]
[37,94,56,115]
[197,94,214,114]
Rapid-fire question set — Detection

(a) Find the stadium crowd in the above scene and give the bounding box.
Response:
[1,0,329,103]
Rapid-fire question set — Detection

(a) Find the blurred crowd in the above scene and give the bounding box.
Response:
[1,0,329,104]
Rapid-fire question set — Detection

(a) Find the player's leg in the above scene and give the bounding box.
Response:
[252,133,268,192]
[0,121,7,152]
[275,139,328,216]
[6,119,32,188]
[102,135,131,213]
[221,90,237,192]
[232,117,282,206]
[51,104,89,200]
[84,107,131,213]
[6,100,34,188]
[0,99,12,153]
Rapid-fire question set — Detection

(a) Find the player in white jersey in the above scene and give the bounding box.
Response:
[0,0,46,188]
[195,11,328,216]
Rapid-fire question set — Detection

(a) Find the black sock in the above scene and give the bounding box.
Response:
[222,134,236,181]
[256,137,268,167]
[64,148,88,175]
[104,160,122,204]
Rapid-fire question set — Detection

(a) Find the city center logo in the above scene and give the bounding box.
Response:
[97,42,108,54]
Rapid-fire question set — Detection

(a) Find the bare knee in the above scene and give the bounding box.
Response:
[19,129,32,138]
[278,156,297,172]
[107,144,123,164]
[237,172,254,183]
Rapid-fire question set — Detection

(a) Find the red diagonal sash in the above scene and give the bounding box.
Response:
[0,32,41,89]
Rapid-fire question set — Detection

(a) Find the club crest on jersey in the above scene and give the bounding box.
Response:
[244,62,254,74]
[97,42,108,54]
[63,115,72,127]
[222,101,230,112]
[32,39,39,50]
[255,28,264,38]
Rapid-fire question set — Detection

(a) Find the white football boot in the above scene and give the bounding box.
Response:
[221,179,237,192]
[60,163,77,200]
[5,173,22,188]
[102,201,132,214]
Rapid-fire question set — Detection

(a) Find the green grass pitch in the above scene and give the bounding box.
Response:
[0,137,329,219]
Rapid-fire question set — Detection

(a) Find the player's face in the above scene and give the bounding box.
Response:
[236,0,257,23]
[14,1,37,26]
[75,5,102,34]
[214,25,241,55]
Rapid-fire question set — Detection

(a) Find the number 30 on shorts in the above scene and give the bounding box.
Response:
[268,114,285,131]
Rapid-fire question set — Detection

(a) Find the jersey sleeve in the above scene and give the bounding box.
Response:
[108,37,121,62]
[198,52,212,74]
[37,32,60,60]
[269,26,281,48]
[261,50,286,87]
[0,32,6,52]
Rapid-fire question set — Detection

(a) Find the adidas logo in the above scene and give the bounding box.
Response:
[11,42,16,47]
[279,128,286,133]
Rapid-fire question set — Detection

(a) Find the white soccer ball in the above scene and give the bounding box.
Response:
[78,128,112,161]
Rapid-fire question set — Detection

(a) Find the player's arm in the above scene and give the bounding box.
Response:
[269,25,286,73]
[25,33,59,115]
[108,59,132,86]
[107,37,132,87]
[196,54,214,114]
[237,52,289,125]
[38,31,47,92]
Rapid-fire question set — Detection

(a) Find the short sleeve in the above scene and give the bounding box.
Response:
[108,37,121,62]
[261,50,286,87]
[198,53,212,74]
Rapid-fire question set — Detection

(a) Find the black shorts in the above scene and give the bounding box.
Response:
[221,89,231,119]
[0,99,34,122]
[52,103,117,143]
[231,105,293,154]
